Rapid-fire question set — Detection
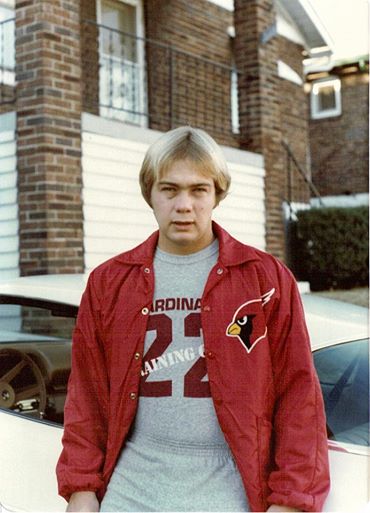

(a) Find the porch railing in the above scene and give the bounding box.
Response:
[0,18,15,106]
[81,19,239,142]
[282,139,323,218]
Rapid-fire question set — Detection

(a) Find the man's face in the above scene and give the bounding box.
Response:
[150,159,217,255]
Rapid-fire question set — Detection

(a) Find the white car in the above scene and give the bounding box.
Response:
[0,275,368,512]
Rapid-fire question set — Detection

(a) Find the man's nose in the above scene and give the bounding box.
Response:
[174,190,192,211]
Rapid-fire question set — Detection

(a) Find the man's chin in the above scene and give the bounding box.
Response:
[170,233,196,245]
[162,233,202,254]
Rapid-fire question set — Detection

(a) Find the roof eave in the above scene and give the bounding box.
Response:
[276,0,334,55]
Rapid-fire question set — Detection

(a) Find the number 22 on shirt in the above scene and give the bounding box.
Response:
[140,313,211,398]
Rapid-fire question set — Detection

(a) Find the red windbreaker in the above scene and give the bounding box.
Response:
[56,222,330,511]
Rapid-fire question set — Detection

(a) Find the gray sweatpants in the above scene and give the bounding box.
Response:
[100,433,250,512]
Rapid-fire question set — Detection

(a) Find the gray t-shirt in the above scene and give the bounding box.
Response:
[100,240,249,512]
[134,238,226,444]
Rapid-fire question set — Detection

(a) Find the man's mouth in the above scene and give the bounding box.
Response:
[172,221,194,228]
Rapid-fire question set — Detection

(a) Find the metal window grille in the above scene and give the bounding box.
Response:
[82,19,239,141]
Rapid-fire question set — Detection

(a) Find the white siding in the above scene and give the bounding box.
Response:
[0,112,19,282]
[82,115,265,272]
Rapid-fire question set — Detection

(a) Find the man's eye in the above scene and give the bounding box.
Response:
[161,187,175,192]
[194,187,207,193]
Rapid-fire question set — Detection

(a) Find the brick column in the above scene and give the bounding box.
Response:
[234,0,286,260]
[16,0,83,275]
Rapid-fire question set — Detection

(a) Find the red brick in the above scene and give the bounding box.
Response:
[16,0,83,276]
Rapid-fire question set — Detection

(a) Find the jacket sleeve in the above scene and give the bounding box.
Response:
[56,272,109,502]
[266,262,330,512]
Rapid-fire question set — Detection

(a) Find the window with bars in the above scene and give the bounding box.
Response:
[98,0,146,126]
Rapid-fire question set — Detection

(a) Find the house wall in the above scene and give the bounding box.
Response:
[144,0,232,65]
[0,85,15,115]
[80,0,99,118]
[308,64,369,197]
[144,0,236,146]
[82,113,265,273]
[80,0,237,147]
[0,112,19,281]
[278,36,311,204]
[15,0,84,276]
[234,0,311,261]
[6,0,316,278]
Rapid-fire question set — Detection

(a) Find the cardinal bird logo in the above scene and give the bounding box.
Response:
[226,289,275,353]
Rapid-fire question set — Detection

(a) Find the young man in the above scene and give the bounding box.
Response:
[57,127,330,512]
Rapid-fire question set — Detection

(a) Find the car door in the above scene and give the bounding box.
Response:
[0,298,76,511]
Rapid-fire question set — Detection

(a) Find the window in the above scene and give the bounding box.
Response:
[228,26,239,134]
[310,77,342,119]
[0,301,76,425]
[97,0,146,126]
[230,67,239,134]
[0,2,15,87]
[313,338,369,446]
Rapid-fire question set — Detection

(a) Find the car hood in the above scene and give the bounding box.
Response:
[302,293,368,350]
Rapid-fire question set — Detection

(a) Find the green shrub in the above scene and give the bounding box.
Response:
[289,206,369,291]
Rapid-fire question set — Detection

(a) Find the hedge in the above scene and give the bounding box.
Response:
[289,206,369,291]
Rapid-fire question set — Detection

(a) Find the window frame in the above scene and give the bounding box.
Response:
[310,77,342,120]
[96,0,147,127]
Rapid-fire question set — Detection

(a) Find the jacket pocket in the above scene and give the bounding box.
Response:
[257,417,273,500]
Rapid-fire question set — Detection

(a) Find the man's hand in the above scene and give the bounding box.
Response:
[66,491,99,512]
[267,505,302,512]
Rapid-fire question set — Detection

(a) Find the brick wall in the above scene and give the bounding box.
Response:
[0,85,15,114]
[144,0,236,146]
[16,0,83,276]
[80,0,236,147]
[278,36,310,204]
[234,1,311,260]
[80,0,99,116]
[234,0,286,260]
[13,0,312,267]
[144,0,232,63]
[308,64,369,196]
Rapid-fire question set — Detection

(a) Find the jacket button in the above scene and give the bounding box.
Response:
[217,268,223,275]
[144,267,150,273]
[207,351,214,359]
[141,307,149,315]
[203,305,211,312]
[130,392,137,400]
[134,352,141,360]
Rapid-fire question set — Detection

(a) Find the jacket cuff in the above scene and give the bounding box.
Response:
[58,474,104,503]
[267,491,320,512]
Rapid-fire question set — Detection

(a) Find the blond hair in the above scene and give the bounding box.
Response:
[139,126,231,206]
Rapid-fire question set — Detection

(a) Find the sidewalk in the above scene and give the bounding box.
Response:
[312,287,369,308]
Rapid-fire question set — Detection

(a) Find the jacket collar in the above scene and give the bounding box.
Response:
[114,221,261,267]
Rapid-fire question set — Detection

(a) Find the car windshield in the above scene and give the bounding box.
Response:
[313,338,369,447]
[0,302,75,424]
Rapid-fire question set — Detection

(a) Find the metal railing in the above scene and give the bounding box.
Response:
[0,18,15,106]
[81,19,239,141]
[282,139,323,218]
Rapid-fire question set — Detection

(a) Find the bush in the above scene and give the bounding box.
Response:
[289,206,369,291]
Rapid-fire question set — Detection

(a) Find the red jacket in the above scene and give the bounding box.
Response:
[57,222,330,511]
